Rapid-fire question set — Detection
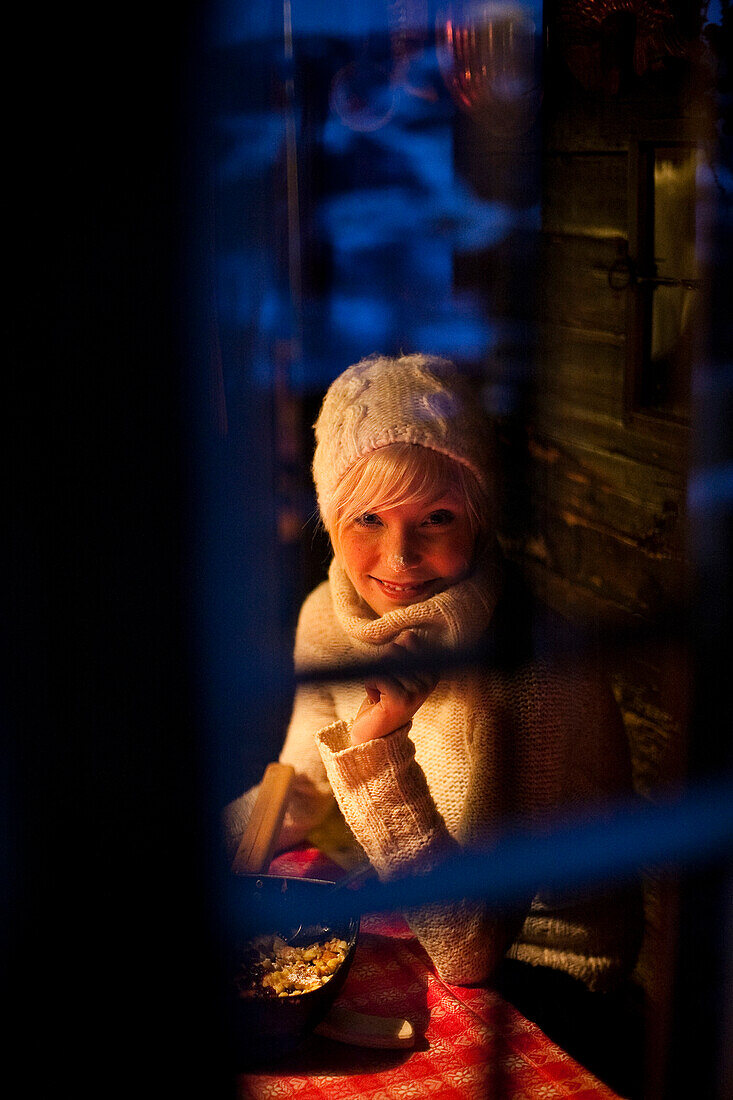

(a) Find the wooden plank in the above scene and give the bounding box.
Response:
[497,423,684,513]
[543,94,632,154]
[542,152,628,238]
[539,235,628,335]
[542,323,625,347]
[500,528,684,626]
[633,869,680,1006]
[231,762,295,874]
[538,326,626,417]
[515,555,645,627]
[542,71,700,154]
[612,648,690,728]
[510,557,687,715]
[495,431,687,559]
[532,401,689,472]
[507,510,685,617]
[530,478,684,552]
[524,440,685,535]
[620,706,684,798]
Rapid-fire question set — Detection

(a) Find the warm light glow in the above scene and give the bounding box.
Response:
[437,1,541,132]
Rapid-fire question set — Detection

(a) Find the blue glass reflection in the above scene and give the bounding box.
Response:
[214,2,542,390]
[218,113,287,180]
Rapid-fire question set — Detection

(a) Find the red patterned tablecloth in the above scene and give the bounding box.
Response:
[237,847,619,1100]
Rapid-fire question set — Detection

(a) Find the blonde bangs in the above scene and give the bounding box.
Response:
[326,443,489,557]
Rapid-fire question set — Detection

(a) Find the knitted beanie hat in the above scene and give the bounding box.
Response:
[312,353,493,520]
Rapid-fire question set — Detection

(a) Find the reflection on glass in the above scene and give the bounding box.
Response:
[641,146,700,418]
[329,56,397,132]
[437,1,540,134]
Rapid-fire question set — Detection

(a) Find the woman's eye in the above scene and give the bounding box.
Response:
[355,512,382,527]
[424,509,454,526]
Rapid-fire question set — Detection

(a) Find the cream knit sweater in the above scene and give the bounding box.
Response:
[224,555,642,991]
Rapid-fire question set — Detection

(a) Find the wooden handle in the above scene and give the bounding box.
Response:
[231,762,295,874]
[315,1006,415,1049]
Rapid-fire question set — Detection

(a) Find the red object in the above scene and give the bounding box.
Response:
[238,847,619,1098]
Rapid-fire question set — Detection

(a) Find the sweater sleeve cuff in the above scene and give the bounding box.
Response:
[316,718,412,758]
[314,720,448,877]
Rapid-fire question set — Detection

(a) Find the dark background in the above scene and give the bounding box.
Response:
[6,4,231,1095]
[6,2,732,1097]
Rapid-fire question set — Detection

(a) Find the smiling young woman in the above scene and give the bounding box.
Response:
[223,353,642,1003]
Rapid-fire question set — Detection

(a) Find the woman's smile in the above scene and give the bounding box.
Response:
[370,576,436,600]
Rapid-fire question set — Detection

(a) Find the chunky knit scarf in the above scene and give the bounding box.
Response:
[327,543,502,655]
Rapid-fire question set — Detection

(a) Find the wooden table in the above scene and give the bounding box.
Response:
[237,847,619,1100]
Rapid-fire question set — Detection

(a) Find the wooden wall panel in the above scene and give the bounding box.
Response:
[452,34,699,1012]
[499,59,696,1010]
[538,236,627,334]
[526,433,685,534]
[539,326,625,416]
[542,153,628,238]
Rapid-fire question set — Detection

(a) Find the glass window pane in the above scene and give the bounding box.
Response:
[653,146,698,282]
[640,145,700,417]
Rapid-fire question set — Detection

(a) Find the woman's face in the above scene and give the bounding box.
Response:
[338,488,476,617]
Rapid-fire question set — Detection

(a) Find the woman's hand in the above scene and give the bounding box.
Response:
[350,631,438,745]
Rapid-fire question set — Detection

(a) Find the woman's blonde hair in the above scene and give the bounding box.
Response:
[324,442,493,560]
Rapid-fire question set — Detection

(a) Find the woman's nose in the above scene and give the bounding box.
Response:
[386,530,420,571]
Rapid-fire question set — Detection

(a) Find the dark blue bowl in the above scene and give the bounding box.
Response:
[226,874,360,1066]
